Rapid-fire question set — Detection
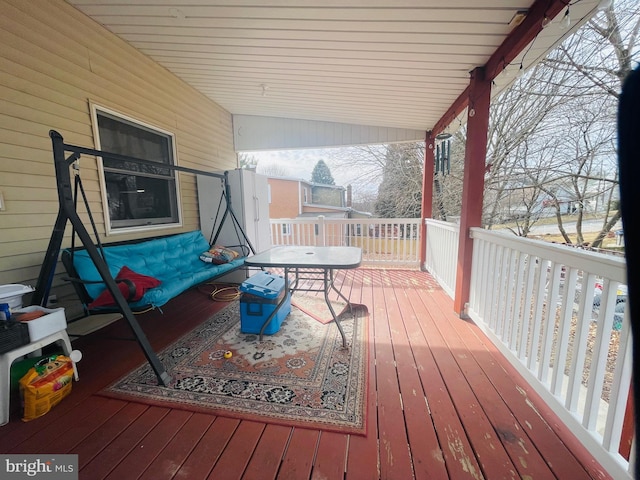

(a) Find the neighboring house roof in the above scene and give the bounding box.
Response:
[348,208,373,218]
[297,208,373,218]
[301,204,349,212]
[266,175,311,184]
[297,211,348,218]
[267,175,346,191]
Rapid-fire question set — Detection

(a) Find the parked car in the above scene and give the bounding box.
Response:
[592,284,627,330]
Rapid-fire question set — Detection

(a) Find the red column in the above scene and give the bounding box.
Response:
[419,131,435,269]
[454,67,491,316]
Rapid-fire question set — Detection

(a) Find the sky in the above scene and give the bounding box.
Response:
[247,147,368,189]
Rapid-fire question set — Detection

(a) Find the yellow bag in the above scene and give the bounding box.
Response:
[19,354,73,422]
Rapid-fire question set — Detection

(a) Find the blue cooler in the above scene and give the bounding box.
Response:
[239,272,291,335]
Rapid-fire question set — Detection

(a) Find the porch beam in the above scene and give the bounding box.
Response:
[454,67,491,316]
[432,0,568,136]
[419,131,435,268]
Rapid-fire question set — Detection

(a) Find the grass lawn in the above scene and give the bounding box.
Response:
[530,231,622,252]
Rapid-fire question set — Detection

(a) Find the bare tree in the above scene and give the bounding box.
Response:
[534,0,638,246]
[256,163,290,178]
[238,152,258,170]
[474,0,637,245]
[375,143,424,218]
[482,61,576,233]
[329,144,388,188]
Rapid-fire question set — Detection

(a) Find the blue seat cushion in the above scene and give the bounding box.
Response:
[68,230,245,308]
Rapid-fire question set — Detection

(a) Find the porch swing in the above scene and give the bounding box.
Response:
[32,130,256,385]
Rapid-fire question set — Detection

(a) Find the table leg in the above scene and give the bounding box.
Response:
[324,269,348,348]
[329,269,353,314]
[258,269,290,342]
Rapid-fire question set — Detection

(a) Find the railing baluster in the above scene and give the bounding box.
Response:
[502,248,516,344]
[469,236,481,312]
[603,310,632,454]
[551,267,578,397]
[498,247,508,338]
[483,243,498,327]
[517,254,537,361]
[538,262,562,384]
[509,251,526,351]
[566,272,597,413]
[583,279,618,428]
[528,258,547,366]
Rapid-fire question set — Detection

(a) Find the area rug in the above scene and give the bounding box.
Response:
[101,300,369,435]
[290,293,349,324]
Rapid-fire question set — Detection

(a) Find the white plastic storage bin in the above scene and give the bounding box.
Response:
[0,284,34,309]
[13,306,67,342]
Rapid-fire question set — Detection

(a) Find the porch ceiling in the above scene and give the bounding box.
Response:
[68,0,602,133]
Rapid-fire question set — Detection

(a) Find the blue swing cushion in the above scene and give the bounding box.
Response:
[70,231,247,309]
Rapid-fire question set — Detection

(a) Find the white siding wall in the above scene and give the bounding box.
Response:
[0,0,237,308]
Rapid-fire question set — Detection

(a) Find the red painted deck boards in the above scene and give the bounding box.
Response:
[207,420,265,479]
[79,406,170,480]
[173,416,240,480]
[0,269,613,479]
[385,279,449,479]
[344,269,380,480]
[104,409,192,480]
[277,428,319,479]
[139,412,215,479]
[371,270,415,480]
[243,424,291,480]
[429,288,606,480]
[73,402,149,469]
[312,431,348,480]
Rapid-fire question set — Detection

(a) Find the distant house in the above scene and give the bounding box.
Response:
[266,176,370,219]
[267,175,371,246]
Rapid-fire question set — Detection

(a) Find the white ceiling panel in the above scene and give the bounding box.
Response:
[67,0,602,133]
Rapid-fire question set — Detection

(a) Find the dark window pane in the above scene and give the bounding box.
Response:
[105,172,178,226]
[96,110,179,229]
[98,114,172,176]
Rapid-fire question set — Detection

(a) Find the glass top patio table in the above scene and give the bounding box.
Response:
[244,246,362,347]
[244,246,362,270]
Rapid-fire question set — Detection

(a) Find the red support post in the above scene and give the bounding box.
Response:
[419,131,435,269]
[453,67,491,316]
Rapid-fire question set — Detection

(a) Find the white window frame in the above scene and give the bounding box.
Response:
[282,223,292,236]
[90,104,182,235]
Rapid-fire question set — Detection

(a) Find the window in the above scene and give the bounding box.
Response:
[93,107,181,232]
[282,223,292,236]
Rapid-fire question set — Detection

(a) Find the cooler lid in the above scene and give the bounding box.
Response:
[239,271,285,299]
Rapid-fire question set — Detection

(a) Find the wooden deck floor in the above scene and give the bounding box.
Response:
[0,268,611,479]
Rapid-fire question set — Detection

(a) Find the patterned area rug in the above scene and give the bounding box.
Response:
[290,293,349,324]
[101,300,369,435]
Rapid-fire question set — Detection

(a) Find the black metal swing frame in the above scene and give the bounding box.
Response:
[33,130,256,386]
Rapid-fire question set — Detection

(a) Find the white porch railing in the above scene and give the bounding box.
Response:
[468,228,632,478]
[269,216,421,267]
[424,219,460,298]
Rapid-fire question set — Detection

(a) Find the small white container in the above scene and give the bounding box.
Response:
[14,306,67,342]
[0,284,35,309]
